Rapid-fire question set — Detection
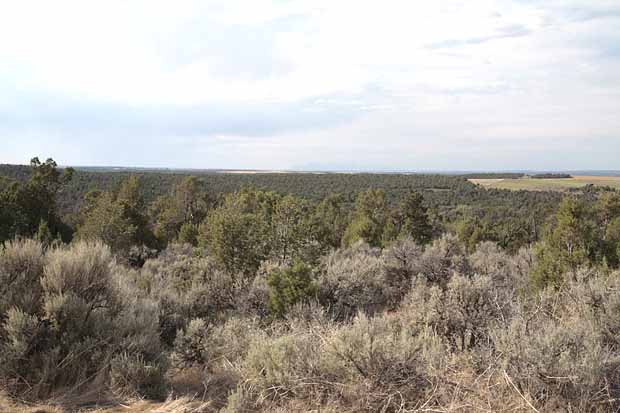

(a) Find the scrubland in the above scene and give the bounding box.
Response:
[2,159,620,412]
[2,237,620,412]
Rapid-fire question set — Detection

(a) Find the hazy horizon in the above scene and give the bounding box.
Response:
[4,161,620,176]
[1,1,619,170]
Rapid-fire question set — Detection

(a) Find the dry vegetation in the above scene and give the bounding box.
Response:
[2,236,620,412]
[470,175,620,191]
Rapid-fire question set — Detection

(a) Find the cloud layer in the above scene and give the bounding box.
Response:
[1,0,619,170]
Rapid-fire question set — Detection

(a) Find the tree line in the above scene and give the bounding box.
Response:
[1,158,567,255]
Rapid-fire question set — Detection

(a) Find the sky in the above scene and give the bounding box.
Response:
[1,0,619,171]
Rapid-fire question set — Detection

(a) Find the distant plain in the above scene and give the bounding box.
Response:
[470,176,620,191]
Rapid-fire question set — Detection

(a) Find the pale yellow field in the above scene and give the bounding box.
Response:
[470,176,620,191]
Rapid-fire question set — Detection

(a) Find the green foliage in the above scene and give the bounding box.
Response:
[76,176,156,258]
[177,222,199,246]
[531,173,573,179]
[77,191,139,254]
[2,161,567,255]
[597,192,620,225]
[454,211,535,254]
[270,195,315,263]
[0,165,482,217]
[175,176,210,223]
[150,176,211,246]
[0,194,12,241]
[396,190,432,244]
[198,189,274,276]
[199,205,266,276]
[34,220,55,247]
[531,196,597,289]
[0,158,73,243]
[597,193,620,267]
[148,196,176,244]
[309,194,349,250]
[343,189,390,248]
[116,176,157,248]
[455,216,486,253]
[605,218,620,267]
[267,262,317,318]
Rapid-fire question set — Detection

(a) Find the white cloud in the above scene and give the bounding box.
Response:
[0,0,619,169]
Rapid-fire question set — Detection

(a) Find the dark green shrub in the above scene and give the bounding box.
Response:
[531,197,597,290]
[177,222,198,246]
[267,262,317,318]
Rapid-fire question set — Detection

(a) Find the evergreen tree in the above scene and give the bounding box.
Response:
[531,197,596,289]
[271,195,314,263]
[267,262,317,318]
[198,189,273,276]
[0,157,73,243]
[343,189,390,248]
[310,194,349,250]
[397,191,432,245]
[76,176,155,255]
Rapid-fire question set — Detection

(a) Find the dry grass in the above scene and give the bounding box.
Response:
[92,397,212,413]
[1,392,214,413]
[469,175,620,191]
[468,178,506,188]
[0,393,63,413]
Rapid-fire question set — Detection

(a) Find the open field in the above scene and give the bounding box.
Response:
[470,175,620,191]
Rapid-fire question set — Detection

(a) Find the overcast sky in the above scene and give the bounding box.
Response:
[1,0,619,170]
